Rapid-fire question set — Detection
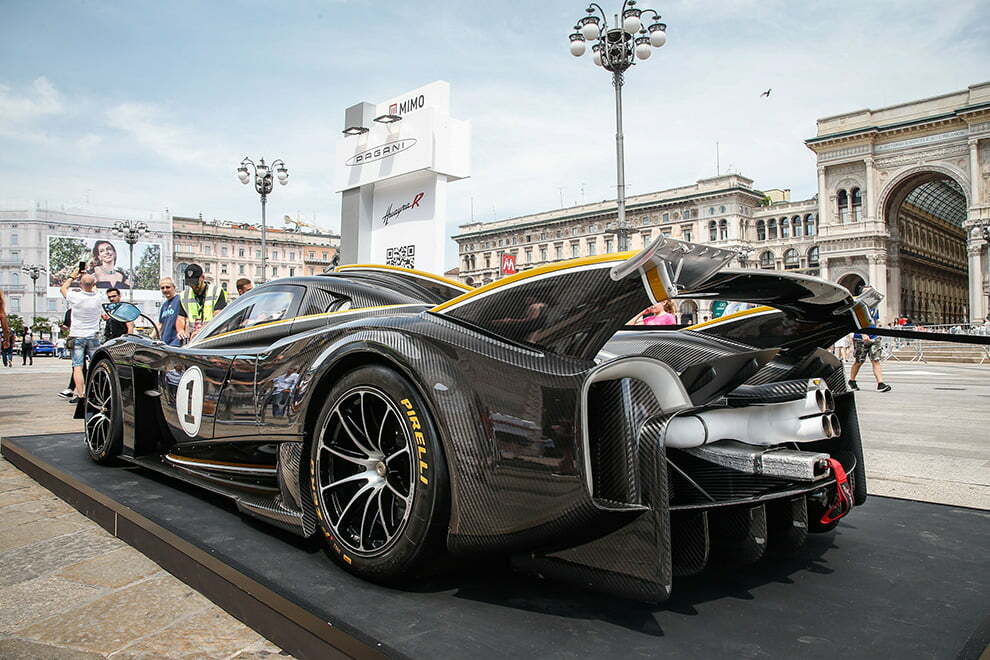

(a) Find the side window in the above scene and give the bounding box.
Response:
[303,288,352,316]
[203,288,301,338]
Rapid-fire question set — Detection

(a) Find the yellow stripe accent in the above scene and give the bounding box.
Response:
[852,303,871,328]
[644,266,668,301]
[431,252,636,313]
[192,304,422,346]
[686,305,777,330]
[336,264,471,291]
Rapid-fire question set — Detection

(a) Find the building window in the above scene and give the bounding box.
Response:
[760,251,775,269]
[768,219,778,240]
[205,263,212,273]
[11,272,19,285]
[239,264,245,275]
[708,207,715,216]
[807,246,820,266]
[525,248,533,263]
[10,234,18,245]
[780,218,790,238]
[289,251,295,261]
[322,252,328,260]
[586,238,597,256]
[221,264,228,275]
[783,248,799,269]
[10,298,19,312]
[272,266,278,278]
[539,246,548,261]
[238,248,245,257]
[47,298,57,311]
[289,267,295,277]
[837,189,849,223]
[571,242,580,257]
[484,254,491,269]
[793,217,803,237]
[681,227,692,242]
[605,238,613,252]
[554,244,563,260]
[309,251,315,258]
[805,214,816,237]
[719,219,728,241]
[256,266,263,277]
[641,231,652,247]
[204,245,211,254]
[221,281,229,291]
[221,247,228,257]
[256,250,262,258]
[720,205,726,213]
[756,220,766,241]
[709,221,718,241]
[851,187,862,221]
[662,213,669,222]
[642,216,649,226]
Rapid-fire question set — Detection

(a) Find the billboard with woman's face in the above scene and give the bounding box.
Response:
[47,235,162,300]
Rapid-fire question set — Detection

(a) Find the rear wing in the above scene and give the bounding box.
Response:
[431,238,738,360]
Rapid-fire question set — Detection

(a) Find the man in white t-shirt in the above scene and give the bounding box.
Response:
[61,271,105,402]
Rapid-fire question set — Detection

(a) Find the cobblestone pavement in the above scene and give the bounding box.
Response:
[0,358,987,657]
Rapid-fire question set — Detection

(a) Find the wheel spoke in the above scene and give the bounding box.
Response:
[385,444,409,463]
[359,392,372,452]
[377,407,398,454]
[335,408,377,458]
[322,445,370,466]
[358,485,377,550]
[338,481,375,524]
[376,488,389,536]
[384,478,411,504]
[321,470,372,490]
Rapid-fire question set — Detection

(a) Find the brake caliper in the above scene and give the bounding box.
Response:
[820,458,853,524]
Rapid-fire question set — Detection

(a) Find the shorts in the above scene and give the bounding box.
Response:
[71,336,100,367]
[853,339,882,362]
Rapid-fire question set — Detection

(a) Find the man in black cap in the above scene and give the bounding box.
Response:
[177,264,226,341]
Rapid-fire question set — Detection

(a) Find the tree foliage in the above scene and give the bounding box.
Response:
[48,236,89,286]
[134,244,161,291]
[8,314,23,333]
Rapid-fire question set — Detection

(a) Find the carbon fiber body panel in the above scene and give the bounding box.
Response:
[85,259,872,601]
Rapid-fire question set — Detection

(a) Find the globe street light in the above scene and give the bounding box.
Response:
[569,1,667,251]
[21,264,47,331]
[111,220,149,302]
[237,157,289,283]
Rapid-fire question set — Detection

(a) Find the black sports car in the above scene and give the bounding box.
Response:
[82,238,875,602]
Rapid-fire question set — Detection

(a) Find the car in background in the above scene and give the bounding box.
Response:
[33,340,56,357]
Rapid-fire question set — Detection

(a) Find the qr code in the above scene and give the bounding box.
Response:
[386,245,415,269]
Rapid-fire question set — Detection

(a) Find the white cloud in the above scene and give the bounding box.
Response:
[106,102,227,169]
[0,76,64,142]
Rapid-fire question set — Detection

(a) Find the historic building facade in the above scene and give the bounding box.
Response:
[455,82,990,324]
[806,81,990,323]
[172,216,339,295]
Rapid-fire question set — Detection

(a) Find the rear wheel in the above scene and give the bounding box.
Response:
[84,360,124,465]
[309,365,448,583]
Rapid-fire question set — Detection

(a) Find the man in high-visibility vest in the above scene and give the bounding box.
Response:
[178,263,227,341]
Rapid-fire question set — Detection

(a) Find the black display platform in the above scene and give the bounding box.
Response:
[2,433,988,660]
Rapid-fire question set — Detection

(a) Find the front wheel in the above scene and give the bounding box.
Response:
[84,360,124,465]
[309,365,449,583]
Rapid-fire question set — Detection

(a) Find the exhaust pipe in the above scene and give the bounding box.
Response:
[684,440,831,481]
[665,406,841,449]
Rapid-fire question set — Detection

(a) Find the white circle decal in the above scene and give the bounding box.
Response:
[176,366,204,437]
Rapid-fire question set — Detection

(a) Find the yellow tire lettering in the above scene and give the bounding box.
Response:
[420,475,429,485]
[343,554,352,564]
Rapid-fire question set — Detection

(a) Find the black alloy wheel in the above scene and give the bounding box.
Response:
[310,365,448,582]
[84,360,124,465]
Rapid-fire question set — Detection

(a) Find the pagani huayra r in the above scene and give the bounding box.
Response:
[82,237,937,603]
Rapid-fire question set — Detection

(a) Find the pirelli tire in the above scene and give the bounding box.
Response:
[84,359,124,465]
[309,365,449,583]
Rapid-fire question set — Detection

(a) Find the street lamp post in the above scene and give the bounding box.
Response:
[21,264,47,331]
[569,1,667,251]
[237,157,289,284]
[111,220,149,302]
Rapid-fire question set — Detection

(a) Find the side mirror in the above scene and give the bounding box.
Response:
[103,302,142,323]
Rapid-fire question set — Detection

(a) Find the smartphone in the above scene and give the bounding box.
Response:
[78,261,87,273]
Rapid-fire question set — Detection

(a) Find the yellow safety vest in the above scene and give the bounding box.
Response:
[181,283,220,322]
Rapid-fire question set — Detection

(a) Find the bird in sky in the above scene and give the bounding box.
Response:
[760,88,772,98]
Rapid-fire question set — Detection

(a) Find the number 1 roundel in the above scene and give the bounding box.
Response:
[176,366,204,437]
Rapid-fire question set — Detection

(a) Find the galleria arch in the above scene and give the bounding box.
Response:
[806,82,990,324]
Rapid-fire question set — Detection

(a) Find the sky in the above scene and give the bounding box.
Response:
[1,0,988,268]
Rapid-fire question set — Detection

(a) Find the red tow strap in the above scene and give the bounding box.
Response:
[820,458,854,524]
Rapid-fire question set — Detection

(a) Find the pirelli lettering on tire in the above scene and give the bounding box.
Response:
[400,398,429,485]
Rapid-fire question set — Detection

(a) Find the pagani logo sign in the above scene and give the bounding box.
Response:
[345,139,417,166]
[389,94,426,116]
[382,192,425,226]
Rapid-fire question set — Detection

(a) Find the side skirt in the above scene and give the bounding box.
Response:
[123,455,309,537]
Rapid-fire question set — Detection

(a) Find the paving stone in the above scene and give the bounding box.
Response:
[110,606,265,659]
[18,574,214,655]
[0,638,106,659]
[58,547,163,589]
[0,529,123,587]
[231,638,295,659]
[0,498,76,530]
[0,574,107,634]
[0,479,31,493]
[0,517,84,552]
[0,485,56,506]
[2,494,76,516]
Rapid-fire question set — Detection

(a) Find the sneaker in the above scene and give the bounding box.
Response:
[57,389,74,400]
[68,395,84,404]
[877,382,891,392]
[848,379,859,391]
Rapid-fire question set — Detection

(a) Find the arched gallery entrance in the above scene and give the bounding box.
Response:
[837,273,867,296]
[882,172,969,324]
